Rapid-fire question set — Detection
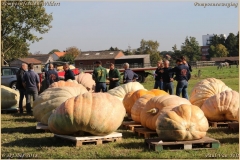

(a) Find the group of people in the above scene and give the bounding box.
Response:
[92,61,138,92]
[16,57,191,114]
[153,56,192,99]
[16,63,75,114]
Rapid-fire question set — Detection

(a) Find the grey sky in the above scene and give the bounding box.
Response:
[29,1,238,54]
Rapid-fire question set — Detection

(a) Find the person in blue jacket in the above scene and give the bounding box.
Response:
[123,63,138,84]
[171,58,191,99]
[45,63,59,88]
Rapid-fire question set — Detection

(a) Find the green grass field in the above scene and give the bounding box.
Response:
[1,66,239,159]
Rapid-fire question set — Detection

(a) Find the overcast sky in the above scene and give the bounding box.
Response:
[29,1,238,54]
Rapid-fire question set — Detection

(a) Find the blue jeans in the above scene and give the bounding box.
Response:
[26,88,38,113]
[154,80,163,90]
[176,80,189,99]
[95,82,107,92]
[18,89,26,113]
[163,82,174,95]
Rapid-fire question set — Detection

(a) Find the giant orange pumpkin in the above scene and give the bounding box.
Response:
[140,95,191,130]
[156,104,209,141]
[48,92,126,135]
[201,90,239,122]
[33,86,88,125]
[123,89,168,115]
[190,82,232,108]
[131,94,155,123]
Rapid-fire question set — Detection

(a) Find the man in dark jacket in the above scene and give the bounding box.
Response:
[108,63,120,90]
[171,58,190,99]
[22,63,40,114]
[45,63,59,88]
[16,63,28,113]
[162,60,174,95]
[153,60,163,90]
[123,63,138,84]
[63,63,75,81]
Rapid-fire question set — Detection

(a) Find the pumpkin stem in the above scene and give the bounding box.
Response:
[146,108,159,114]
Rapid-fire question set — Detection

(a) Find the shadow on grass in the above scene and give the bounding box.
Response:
[217,137,239,144]
[1,126,40,134]
[13,117,37,123]
[207,128,235,134]
[2,136,76,148]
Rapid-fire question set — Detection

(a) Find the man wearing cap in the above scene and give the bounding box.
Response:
[108,63,121,90]
[92,61,108,92]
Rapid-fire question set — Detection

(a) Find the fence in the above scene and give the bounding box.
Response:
[189,61,216,68]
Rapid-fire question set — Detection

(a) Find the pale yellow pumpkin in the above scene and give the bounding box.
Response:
[107,82,145,101]
[33,86,88,125]
[190,82,232,108]
[201,90,239,122]
[48,92,126,135]
[75,72,96,92]
[156,104,209,141]
[1,85,19,109]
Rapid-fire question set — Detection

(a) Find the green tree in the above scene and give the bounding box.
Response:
[48,49,60,55]
[1,0,53,64]
[150,53,161,66]
[58,46,80,64]
[225,33,238,56]
[209,34,226,46]
[171,44,182,61]
[181,36,201,61]
[208,44,229,57]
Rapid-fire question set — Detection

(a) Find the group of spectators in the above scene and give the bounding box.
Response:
[92,61,138,92]
[16,57,191,114]
[16,63,75,114]
[153,56,192,99]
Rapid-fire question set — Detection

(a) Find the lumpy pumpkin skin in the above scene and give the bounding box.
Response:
[49,80,84,88]
[107,82,145,101]
[33,86,88,125]
[156,104,209,141]
[201,90,239,122]
[123,89,169,115]
[140,95,191,131]
[131,94,155,123]
[75,73,96,92]
[190,82,232,108]
[48,92,126,136]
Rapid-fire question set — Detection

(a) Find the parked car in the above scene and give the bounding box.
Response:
[1,66,19,90]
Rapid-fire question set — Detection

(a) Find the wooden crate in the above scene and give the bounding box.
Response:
[54,132,122,147]
[36,122,50,132]
[208,121,238,128]
[134,128,158,139]
[121,121,143,131]
[228,122,239,131]
[145,136,220,151]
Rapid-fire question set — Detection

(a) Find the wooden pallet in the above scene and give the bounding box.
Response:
[121,121,143,131]
[36,122,50,132]
[54,132,122,147]
[208,121,237,128]
[228,122,239,131]
[145,136,220,151]
[134,128,158,139]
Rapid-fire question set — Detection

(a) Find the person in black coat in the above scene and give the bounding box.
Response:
[171,58,191,99]
[45,63,59,88]
[63,63,75,81]
[16,63,28,113]
[162,60,174,95]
